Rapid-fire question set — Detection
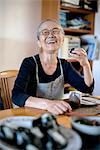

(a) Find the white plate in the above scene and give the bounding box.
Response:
[71,116,100,136]
[0,116,82,150]
[81,97,100,105]
[81,99,97,105]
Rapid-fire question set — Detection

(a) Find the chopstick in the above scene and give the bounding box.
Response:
[65,111,88,117]
[65,111,100,117]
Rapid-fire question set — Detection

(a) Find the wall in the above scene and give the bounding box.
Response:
[93,0,100,95]
[0,0,41,71]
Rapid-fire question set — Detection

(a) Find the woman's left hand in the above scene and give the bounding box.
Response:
[70,48,89,67]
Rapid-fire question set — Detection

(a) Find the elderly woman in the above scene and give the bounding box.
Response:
[12,19,94,115]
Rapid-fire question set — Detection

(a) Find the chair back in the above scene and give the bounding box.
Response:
[0,70,18,109]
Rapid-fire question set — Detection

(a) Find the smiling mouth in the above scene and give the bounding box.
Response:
[47,40,57,44]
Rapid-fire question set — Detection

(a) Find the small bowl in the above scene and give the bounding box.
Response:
[71,116,100,136]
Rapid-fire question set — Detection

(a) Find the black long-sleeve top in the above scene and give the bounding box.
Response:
[12,54,94,106]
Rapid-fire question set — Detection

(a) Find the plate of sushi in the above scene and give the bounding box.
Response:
[0,114,82,150]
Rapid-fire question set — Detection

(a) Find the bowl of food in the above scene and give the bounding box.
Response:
[71,116,100,136]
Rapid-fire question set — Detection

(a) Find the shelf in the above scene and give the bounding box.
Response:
[60,6,95,14]
[60,5,95,35]
[64,28,92,35]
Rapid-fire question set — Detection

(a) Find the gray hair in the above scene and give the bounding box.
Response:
[37,19,64,40]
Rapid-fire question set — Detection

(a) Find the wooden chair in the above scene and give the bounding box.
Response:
[0,70,18,109]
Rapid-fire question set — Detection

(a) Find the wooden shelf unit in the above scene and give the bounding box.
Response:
[41,0,95,35]
[64,28,92,35]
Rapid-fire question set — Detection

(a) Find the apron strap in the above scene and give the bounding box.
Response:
[59,59,63,77]
[33,56,39,83]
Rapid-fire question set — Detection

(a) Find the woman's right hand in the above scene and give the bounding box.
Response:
[25,97,72,115]
[46,100,72,115]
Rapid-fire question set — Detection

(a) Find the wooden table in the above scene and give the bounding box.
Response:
[0,105,100,150]
[0,107,71,128]
[0,97,100,127]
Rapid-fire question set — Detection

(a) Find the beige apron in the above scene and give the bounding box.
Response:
[33,56,64,100]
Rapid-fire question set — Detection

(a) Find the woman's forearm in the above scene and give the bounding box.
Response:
[83,62,93,87]
[25,96,72,115]
[25,96,49,110]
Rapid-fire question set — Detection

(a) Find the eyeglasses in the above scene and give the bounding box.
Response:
[39,28,63,37]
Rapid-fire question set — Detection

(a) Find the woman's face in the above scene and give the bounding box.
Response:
[38,21,64,54]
